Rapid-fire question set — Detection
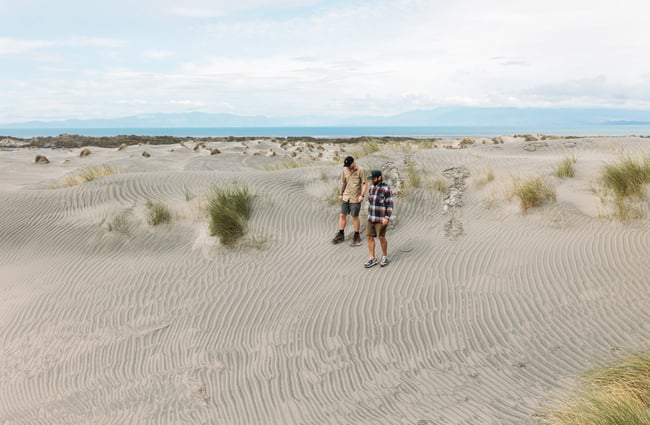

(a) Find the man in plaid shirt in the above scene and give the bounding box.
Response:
[364,170,393,268]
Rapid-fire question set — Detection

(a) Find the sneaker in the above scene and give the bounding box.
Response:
[351,233,362,246]
[332,232,345,244]
[380,256,389,267]
[364,258,378,268]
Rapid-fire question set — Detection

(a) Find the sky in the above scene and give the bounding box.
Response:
[1,0,650,123]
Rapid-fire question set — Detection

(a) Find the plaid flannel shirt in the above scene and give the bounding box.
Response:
[367,182,393,222]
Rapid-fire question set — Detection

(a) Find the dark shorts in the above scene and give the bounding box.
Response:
[340,201,361,216]
[366,220,387,237]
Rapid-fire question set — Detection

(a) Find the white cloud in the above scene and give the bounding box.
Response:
[3,0,650,122]
[0,37,53,55]
[143,49,175,59]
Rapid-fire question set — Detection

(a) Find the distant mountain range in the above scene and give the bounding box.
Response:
[3,107,650,128]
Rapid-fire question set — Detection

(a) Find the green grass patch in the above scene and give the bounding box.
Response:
[207,183,252,247]
[541,353,650,425]
[513,177,556,213]
[146,199,171,226]
[555,156,576,178]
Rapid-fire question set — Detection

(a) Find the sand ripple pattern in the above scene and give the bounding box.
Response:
[2,138,650,424]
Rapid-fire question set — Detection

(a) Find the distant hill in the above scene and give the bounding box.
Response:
[2,107,650,128]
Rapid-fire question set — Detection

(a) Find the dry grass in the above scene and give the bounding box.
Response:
[513,177,556,213]
[146,199,171,226]
[348,138,381,158]
[60,165,121,187]
[555,156,577,178]
[541,353,650,425]
[474,168,495,187]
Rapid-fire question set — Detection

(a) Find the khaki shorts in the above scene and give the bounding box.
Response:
[366,220,387,237]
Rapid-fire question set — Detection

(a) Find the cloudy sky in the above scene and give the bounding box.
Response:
[1,0,649,123]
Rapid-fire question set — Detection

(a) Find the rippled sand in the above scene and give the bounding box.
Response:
[1,136,650,424]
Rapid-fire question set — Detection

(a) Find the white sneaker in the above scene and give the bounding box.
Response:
[380,256,389,267]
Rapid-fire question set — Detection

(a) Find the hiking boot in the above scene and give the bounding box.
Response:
[332,232,345,244]
[351,233,362,246]
[364,258,378,268]
[380,256,389,267]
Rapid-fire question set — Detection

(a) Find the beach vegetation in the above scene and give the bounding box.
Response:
[555,156,576,178]
[60,165,121,187]
[474,168,495,187]
[146,199,171,226]
[601,157,650,199]
[599,157,650,221]
[513,176,556,213]
[105,210,131,235]
[207,182,252,247]
[459,138,475,148]
[540,352,650,425]
[80,148,92,157]
[427,179,449,194]
[264,157,321,170]
[492,137,504,144]
[349,138,381,158]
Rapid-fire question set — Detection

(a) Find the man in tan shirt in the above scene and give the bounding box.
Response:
[332,156,367,246]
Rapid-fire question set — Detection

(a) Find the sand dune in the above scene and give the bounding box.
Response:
[1,136,650,424]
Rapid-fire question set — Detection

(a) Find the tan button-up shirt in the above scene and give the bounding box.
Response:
[340,166,367,202]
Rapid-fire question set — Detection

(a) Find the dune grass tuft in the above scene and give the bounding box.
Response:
[61,165,121,187]
[513,177,556,213]
[542,353,650,425]
[599,157,650,221]
[601,157,650,199]
[555,156,576,178]
[207,183,252,247]
[146,199,171,226]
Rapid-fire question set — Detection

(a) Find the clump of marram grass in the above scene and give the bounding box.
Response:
[601,157,650,199]
[555,156,577,178]
[599,157,650,221]
[541,353,650,425]
[145,199,171,226]
[60,165,121,187]
[105,210,131,235]
[207,183,252,247]
[512,177,556,213]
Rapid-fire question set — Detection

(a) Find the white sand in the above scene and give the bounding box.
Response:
[1,136,650,424]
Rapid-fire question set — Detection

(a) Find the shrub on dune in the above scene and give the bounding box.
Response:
[207,183,252,247]
[513,177,556,213]
[146,199,171,226]
[542,353,650,425]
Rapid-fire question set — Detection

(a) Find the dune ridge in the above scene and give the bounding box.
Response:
[1,136,650,424]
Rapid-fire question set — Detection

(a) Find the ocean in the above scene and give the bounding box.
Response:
[2,125,650,139]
